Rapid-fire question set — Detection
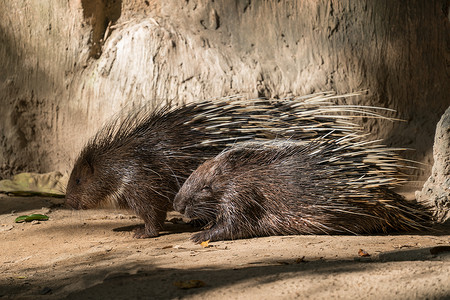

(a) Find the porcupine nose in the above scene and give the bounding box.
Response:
[173,194,186,214]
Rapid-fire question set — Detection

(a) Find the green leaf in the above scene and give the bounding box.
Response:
[15,214,49,223]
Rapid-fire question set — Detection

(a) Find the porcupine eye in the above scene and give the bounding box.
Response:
[201,186,211,193]
[199,185,213,198]
[75,178,81,185]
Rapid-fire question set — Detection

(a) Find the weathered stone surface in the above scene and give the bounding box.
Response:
[416,106,450,224]
[0,1,449,185]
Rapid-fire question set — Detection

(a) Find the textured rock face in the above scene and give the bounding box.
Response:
[0,1,449,183]
[416,107,450,224]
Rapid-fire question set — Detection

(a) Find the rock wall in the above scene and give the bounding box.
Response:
[0,0,449,190]
[0,1,89,175]
[416,107,450,223]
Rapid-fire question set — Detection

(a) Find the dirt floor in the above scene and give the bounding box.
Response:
[1,195,449,300]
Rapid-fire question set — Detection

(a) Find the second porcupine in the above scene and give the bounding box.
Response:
[65,93,393,238]
[173,139,432,243]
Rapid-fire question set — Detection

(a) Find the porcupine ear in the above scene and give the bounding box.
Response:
[206,163,225,192]
[212,163,223,176]
[200,185,213,194]
[205,157,223,177]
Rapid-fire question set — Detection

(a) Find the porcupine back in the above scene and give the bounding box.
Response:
[173,138,432,243]
[65,92,396,238]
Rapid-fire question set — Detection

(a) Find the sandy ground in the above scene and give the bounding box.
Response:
[1,195,449,300]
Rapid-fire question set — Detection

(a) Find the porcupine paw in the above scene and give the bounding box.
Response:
[191,231,211,243]
[191,228,226,243]
[133,225,159,239]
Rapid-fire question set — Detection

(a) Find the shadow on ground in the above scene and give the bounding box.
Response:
[1,245,449,299]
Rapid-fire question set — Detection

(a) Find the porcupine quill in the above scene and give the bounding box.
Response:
[65,92,399,238]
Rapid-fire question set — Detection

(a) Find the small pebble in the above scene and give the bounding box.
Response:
[0,224,13,232]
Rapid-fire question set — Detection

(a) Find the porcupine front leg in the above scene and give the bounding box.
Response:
[133,201,168,238]
[133,222,159,238]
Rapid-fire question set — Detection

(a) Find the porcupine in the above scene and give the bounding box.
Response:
[173,138,432,243]
[65,92,395,238]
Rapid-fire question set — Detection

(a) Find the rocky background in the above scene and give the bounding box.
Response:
[416,107,450,223]
[0,0,449,191]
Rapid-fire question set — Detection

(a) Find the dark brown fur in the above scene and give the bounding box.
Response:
[65,93,396,238]
[173,140,431,243]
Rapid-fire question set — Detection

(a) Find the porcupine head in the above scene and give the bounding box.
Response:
[66,147,129,210]
[173,155,239,243]
[173,158,223,219]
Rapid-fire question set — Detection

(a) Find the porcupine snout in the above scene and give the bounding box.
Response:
[173,193,187,214]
